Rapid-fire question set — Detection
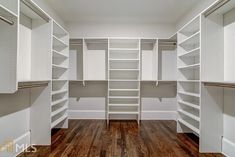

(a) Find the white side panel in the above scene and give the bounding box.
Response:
[200,85,223,152]
[224,22,235,81]
[223,88,235,155]
[18,24,31,81]
[0,15,17,93]
[30,85,51,145]
[161,49,177,80]
[141,50,153,80]
[69,50,77,80]
[84,50,106,80]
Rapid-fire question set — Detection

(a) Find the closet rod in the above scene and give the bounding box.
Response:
[18,83,48,89]
[0,15,14,25]
[204,82,235,88]
[204,0,230,17]
[21,0,50,22]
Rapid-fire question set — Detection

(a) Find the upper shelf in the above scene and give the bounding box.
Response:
[20,0,50,22]
[53,21,68,38]
[179,16,200,37]
[0,0,18,17]
[203,81,235,88]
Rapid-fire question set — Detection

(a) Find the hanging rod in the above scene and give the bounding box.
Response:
[204,0,230,17]
[21,0,50,22]
[204,82,235,88]
[18,82,49,89]
[0,15,14,25]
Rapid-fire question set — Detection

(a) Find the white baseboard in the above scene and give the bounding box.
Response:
[222,138,235,157]
[0,131,30,157]
[141,111,177,120]
[68,110,177,121]
[69,110,105,119]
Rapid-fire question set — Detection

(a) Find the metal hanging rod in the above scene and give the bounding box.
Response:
[204,0,230,17]
[204,82,235,88]
[21,0,50,22]
[18,82,49,89]
[0,15,14,25]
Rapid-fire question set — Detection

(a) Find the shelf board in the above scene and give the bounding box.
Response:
[109,79,139,82]
[178,63,200,70]
[109,96,139,99]
[51,114,67,129]
[178,118,200,134]
[178,100,200,110]
[108,104,139,107]
[178,91,200,97]
[109,59,139,61]
[53,21,68,38]
[52,79,68,82]
[178,48,200,58]
[52,64,68,70]
[108,111,139,115]
[109,69,139,71]
[178,109,200,122]
[53,50,68,58]
[109,89,139,91]
[179,31,200,45]
[51,98,68,107]
[53,36,68,49]
[51,105,67,117]
[178,80,200,83]
[0,4,18,18]
[52,89,68,95]
[203,81,235,88]
[109,48,139,51]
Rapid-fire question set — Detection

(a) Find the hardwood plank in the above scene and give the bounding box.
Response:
[18,120,224,157]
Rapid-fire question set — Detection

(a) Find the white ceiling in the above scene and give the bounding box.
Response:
[47,0,200,24]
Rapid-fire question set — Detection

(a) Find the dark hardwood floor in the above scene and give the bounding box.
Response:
[18,120,224,157]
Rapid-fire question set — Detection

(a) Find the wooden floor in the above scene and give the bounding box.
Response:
[18,120,224,157]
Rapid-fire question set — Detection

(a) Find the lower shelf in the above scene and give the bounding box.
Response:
[51,114,67,129]
[178,118,200,135]
[108,111,139,115]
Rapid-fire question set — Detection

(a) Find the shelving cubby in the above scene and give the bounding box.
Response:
[177,15,201,136]
[18,0,51,82]
[51,21,69,129]
[108,38,141,124]
[0,0,18,93]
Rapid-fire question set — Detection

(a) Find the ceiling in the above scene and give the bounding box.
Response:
[47,0,200,24]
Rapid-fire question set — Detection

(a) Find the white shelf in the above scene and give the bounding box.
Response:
[52,64,68,70]
[52,79,68,82]
[109,59,139,61]
[0,4,18,17]
[109,79,139,82]
[179,31,200,45]
[108,111,139,115]
[109,48,139,51]
[109,89,139,91]
[51,105,67,117]
[178,100,200,110]
[109,69,139,71]
[52,89,68,95]
[178,80,200,83]
[53,50,68,58]
[53,21,68,38]
[108,104,139,107]
[178,48,200,58]
[53,36,68,48]
[178,118,200,134]
[178,109,200,122]
[51,98,68,107]
[178,91,200,97]
[178,63,200,70]
[51,114,67,129]
[109,96,139,99]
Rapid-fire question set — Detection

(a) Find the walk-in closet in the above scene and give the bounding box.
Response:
[0,0,234,156]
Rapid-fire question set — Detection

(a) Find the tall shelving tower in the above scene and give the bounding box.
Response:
[107,38,141,124]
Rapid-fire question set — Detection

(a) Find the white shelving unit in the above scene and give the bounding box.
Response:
[51,21,69,129]
[177,15,201,136]
[108,38,141,124]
